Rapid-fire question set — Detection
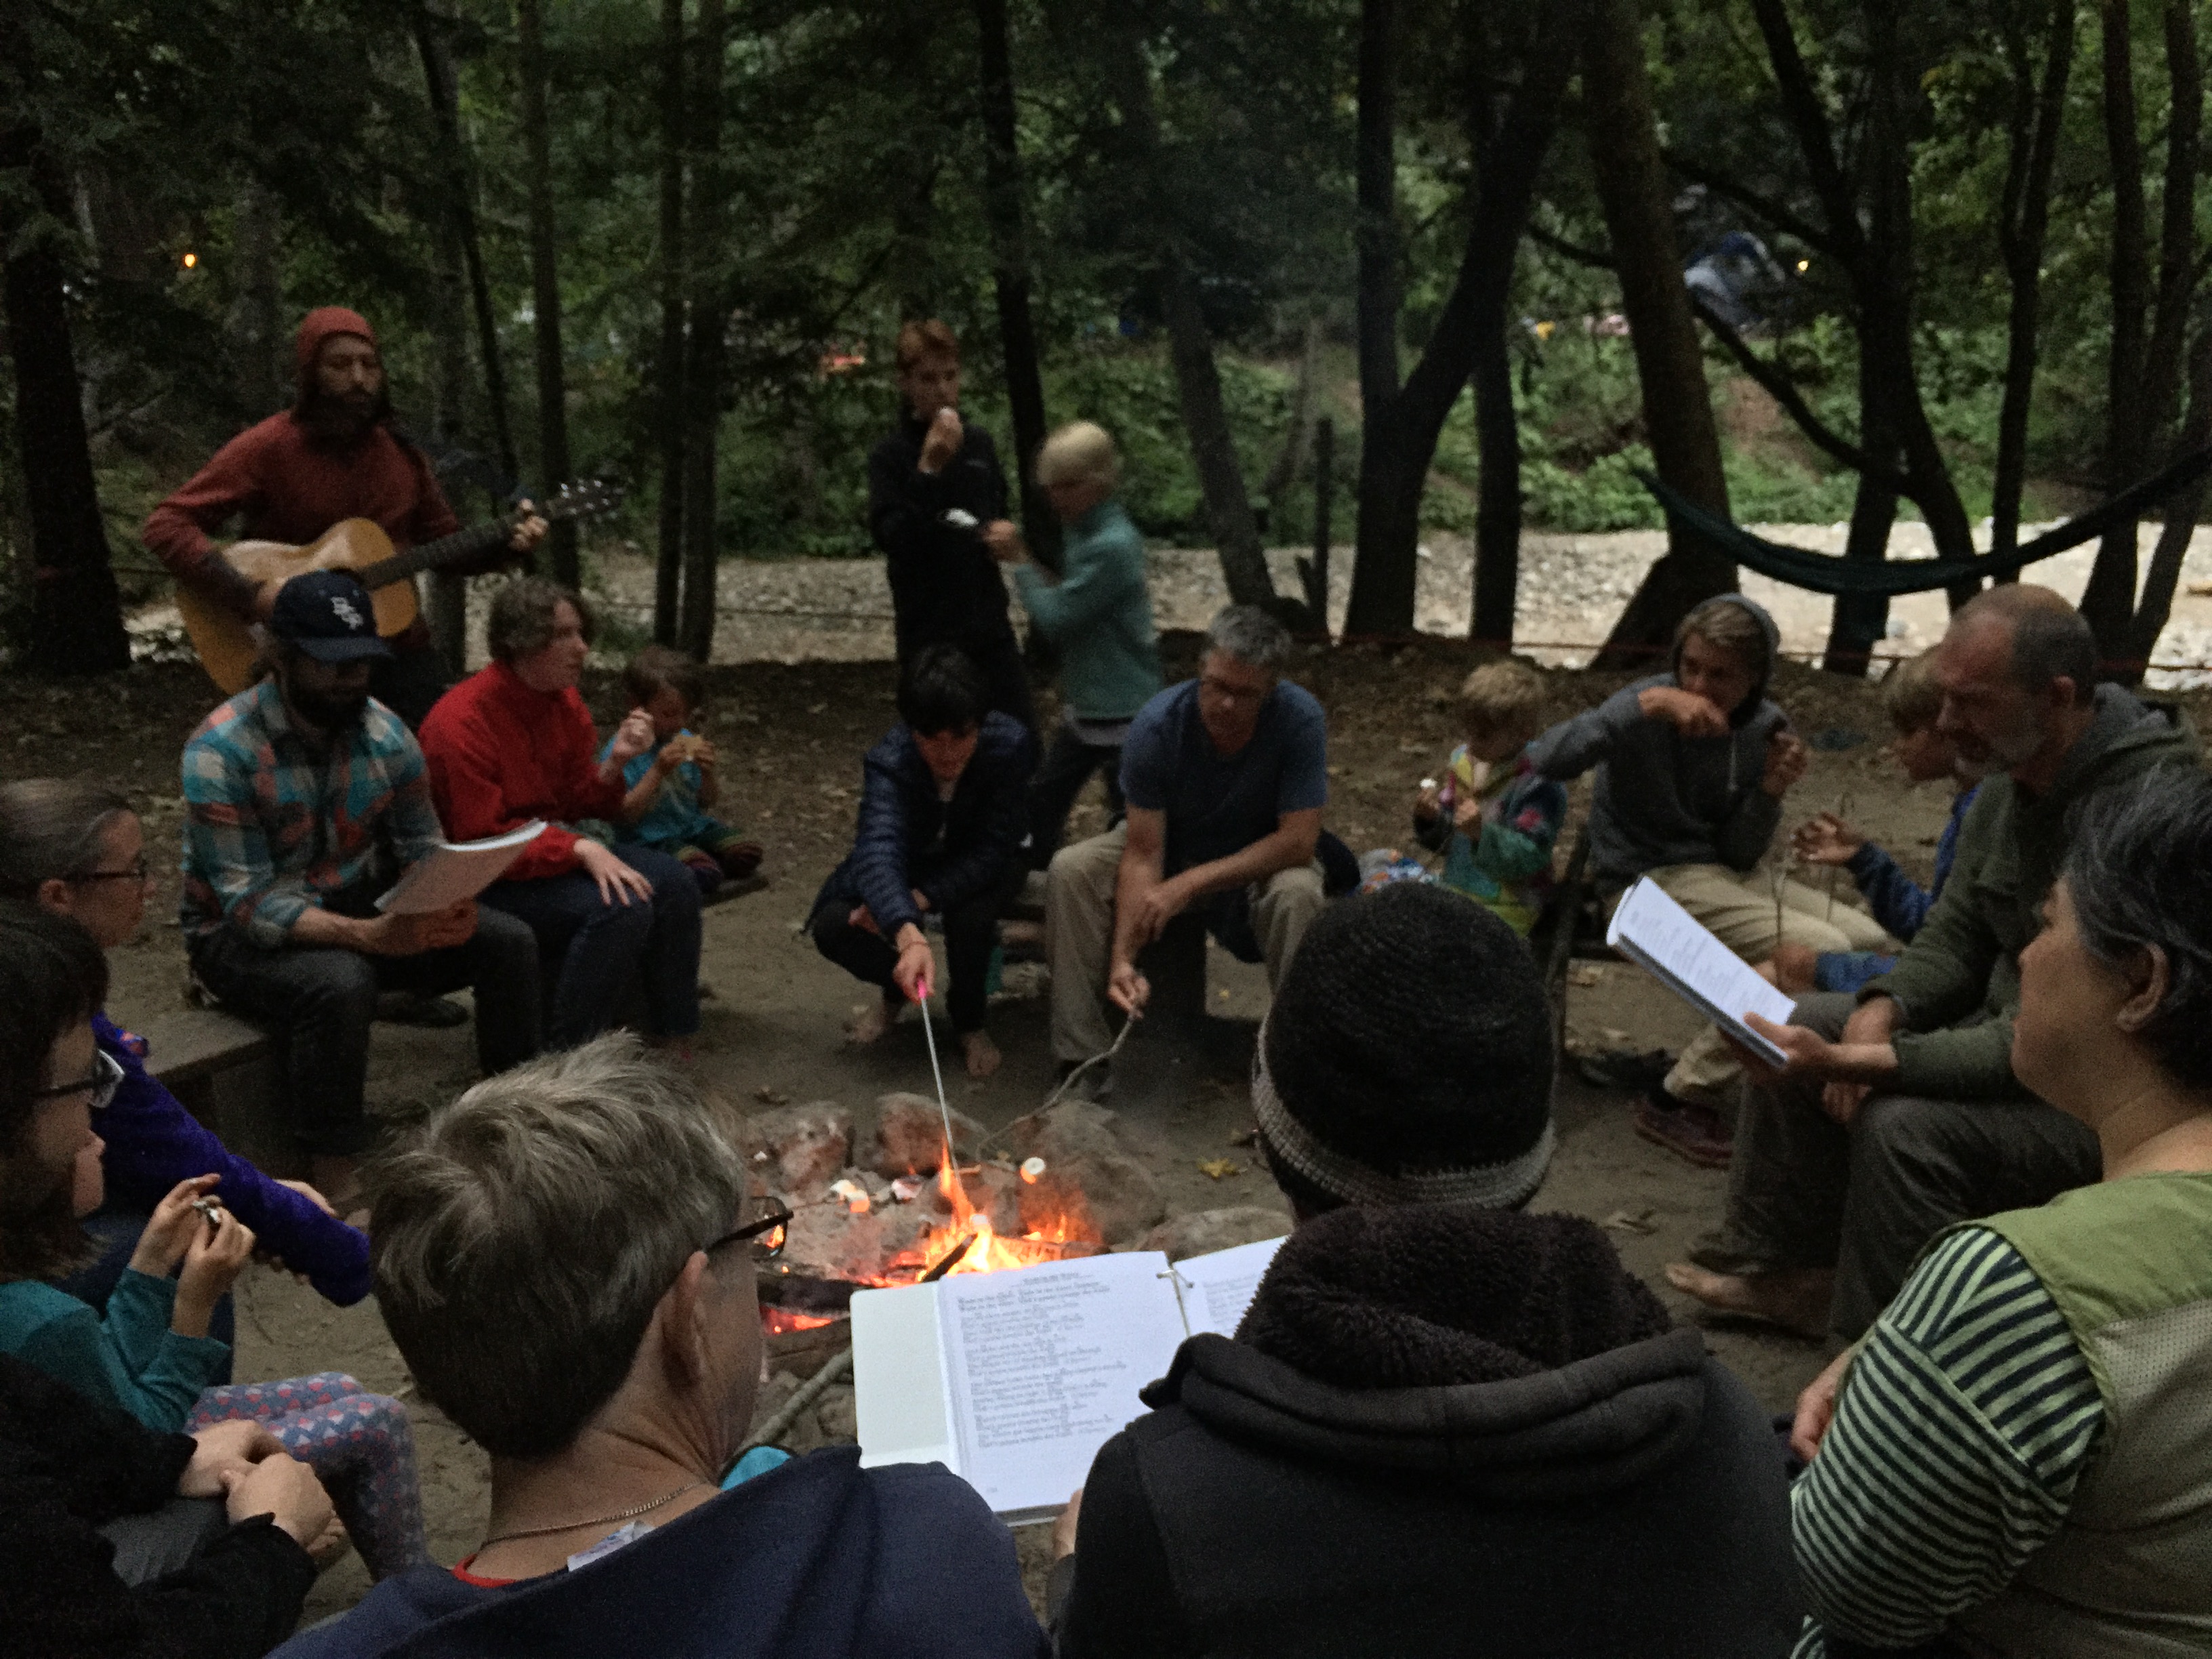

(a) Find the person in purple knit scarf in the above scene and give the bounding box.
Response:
[0,779,369,1324]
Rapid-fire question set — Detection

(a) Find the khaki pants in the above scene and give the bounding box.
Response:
[1628,862,1892,1109]
[1046,824,1326,1063]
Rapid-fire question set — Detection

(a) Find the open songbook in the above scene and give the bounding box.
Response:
[1605,875,1797,1065]
[375,821,546,914]
[851,1235,1286,1524]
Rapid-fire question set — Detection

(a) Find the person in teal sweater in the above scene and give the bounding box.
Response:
[987,420,1162,865]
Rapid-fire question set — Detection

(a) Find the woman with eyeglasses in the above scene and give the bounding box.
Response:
[0,902,428,1582]
[0,779,371,1330]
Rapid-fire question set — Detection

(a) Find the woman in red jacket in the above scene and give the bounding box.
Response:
[419,579,703,1050]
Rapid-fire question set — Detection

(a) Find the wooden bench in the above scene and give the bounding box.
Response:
[127,1001,300,1177]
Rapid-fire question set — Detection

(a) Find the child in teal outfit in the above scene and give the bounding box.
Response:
[602,645,764,897]
[1366,661,1564,935]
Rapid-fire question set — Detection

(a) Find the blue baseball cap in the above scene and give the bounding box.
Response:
[268,571,392,663]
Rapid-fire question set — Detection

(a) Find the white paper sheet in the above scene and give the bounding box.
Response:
[936,1252,1187,1522]
[1605,876,1797,1064]
[851,1280,959,1475]
[1170,1234,1287,1338]
[376,821,546,914]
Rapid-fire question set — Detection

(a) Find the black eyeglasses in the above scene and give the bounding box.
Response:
[70,857,151,885]
[31,1049,125,1112]
[705,1201,792,1263]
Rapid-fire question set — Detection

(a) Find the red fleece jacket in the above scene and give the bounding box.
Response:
[418,663,626,880]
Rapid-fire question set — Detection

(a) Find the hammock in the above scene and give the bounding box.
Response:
[1636,443,2212,598]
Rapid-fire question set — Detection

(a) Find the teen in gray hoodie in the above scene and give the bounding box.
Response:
[1528,595,1887,1162]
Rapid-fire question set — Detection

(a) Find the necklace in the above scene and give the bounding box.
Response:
[478,1480,708,1549]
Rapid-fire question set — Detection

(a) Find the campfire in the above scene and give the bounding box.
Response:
[744,1090,1166,1353]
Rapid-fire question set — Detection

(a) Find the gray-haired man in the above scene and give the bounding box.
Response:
[1046,606,1330,1084]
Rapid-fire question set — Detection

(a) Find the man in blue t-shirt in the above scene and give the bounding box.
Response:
[1045,606,1328,1084]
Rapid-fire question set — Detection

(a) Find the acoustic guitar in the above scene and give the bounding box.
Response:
[176,478,623,696]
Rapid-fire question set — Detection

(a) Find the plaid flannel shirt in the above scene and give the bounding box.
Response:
[180,680,443,948]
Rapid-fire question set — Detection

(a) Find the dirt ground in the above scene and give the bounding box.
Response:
[12,636,2203,1623]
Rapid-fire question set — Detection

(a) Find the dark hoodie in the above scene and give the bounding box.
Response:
[867,410,1015,657]
[1050,1206,1800,1659]
[1526,594,1789,884]
[1869,682,2200,1099]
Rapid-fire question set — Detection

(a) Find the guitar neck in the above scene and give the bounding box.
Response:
[354,518,512,590]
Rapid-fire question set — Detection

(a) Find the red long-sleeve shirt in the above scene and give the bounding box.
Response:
[143,413,464,602]
[418,662,627,880]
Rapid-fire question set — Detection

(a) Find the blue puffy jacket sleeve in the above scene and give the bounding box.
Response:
[94,1014,371,1305]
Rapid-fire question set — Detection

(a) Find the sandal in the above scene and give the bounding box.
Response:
[1633,1092,1734,1169]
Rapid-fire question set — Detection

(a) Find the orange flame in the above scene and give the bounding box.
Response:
[909,1155,1092,1277]
[760,1306,840,1336]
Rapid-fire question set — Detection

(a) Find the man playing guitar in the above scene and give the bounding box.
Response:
[144,306,548,729]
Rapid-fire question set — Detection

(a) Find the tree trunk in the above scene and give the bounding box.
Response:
[2126,308,2212,676]
[678,0,729,661]
[1584,0,1736,667]
[1470,318,1521,646]
[975,0,1059,571]
[2082,0,2150,647]
[1344,0,1579,640]
[0,142,129,675]
[1345,0,1412,636]
[1099,24,1279,612]
[1990,0,2076,562]
[516,0,576,586]
[412,1,516,484]
[655,0,687,644]
[228,181,286,420]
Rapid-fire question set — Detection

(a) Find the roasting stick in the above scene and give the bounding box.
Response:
[1823,791,1854,926]
[914,977,962,1173]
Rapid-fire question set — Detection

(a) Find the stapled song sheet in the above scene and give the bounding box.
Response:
[853,1233,1286,1523]
[376,821,546,914]
[1605,876,1797,1065]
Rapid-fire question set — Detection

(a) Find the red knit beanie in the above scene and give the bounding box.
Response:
[294,306,377,375]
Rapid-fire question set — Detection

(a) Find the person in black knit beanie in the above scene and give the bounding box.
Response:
[1047,881,1801,1659]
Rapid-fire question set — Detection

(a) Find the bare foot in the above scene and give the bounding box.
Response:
[960,1029,1002,1079]
[846,996,899,1046]
[1664,1262,1834,1340]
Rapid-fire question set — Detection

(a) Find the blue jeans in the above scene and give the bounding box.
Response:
[482,844,703,1048]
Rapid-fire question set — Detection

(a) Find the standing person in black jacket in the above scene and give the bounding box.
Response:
[1047,882,1801,1659]
[867,321,1036,733]
[810,647,1038,1078]
[0,1351,332,1658]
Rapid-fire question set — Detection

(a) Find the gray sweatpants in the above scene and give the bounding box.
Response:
[1694,992,2101,1345]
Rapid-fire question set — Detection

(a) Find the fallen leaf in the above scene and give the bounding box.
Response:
[1229,1126,1260,1147]
[1601,1206,1657,1235]
[753,1086,791,1106]
[1568,966,1603,988]
[1198,1158,1244,1181]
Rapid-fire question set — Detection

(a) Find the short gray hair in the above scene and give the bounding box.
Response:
[1205,605,1292,672]
[367,1035,748,1458]
[2063,767,2212,1091]
[487,576,596,664]
[0,779,132,896]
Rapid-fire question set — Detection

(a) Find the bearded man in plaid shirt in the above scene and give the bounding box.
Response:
[181,571,540,1205]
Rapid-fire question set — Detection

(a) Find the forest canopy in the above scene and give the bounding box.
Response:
[5,0,2207,675]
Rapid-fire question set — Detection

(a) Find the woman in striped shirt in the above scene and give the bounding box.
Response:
[1770,766,2212,1658]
